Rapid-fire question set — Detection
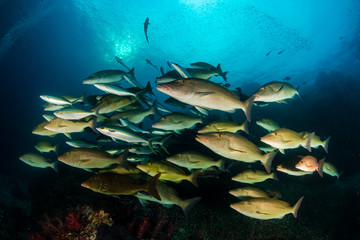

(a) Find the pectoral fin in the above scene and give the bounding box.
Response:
[195,92,215,96]
[228,147,246,153]
[80,159,91,163]
[256,211,270,215]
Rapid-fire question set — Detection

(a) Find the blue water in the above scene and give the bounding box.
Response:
[1,0,360,239]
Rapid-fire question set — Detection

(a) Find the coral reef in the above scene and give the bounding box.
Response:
[27,205,113,240]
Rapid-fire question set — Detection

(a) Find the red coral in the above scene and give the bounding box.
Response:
[65,211,84,232]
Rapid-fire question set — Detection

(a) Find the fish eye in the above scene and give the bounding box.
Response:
[274,132,278,136]
[217,133,222,137]
[247,201,252,205]
[109,129,115,132]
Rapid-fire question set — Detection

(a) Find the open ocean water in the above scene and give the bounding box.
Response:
[0,0,359,239]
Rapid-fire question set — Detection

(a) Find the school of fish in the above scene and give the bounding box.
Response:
[20,56,340,221]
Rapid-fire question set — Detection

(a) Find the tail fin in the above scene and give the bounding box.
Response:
[323,136,331,153]
[218,158,226,171]
[143,81,154,95]
[51,161,59,173]
[127,67,135,77]
[305,132,315,152]
[317,158,325,178]
[179,197,202,221]
[118,148,129,170]
[189,170,201,187]
[242,96,255,122]
[216,64,222,76]
[272,172,279,181]
[262,151,277,174]
[88,118,99,134]
[145,173,161,201]
[292,196,304,218]
[221,71,228,81]
[239,120,249,135]
[53,144,59,155]
[92,103,107,120]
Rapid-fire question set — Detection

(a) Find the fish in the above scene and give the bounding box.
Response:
[196,132,276,173]
[256,119,280,132]
[54,107,104,120]
[152,113,202,132]
[258,144,278,153]
[189,62,228,81]
[144,17,150,43]
[34,141,57,154]
[252,81,300,103]
[19,153,57,172]
[229,187,270,199]
[283,76,291,81]
[65,140,98,149]
[276,164,313,176]
[300,132,330,153]
[323,162,340,180]
[40,95,71,106]
[58,147,128,169]
[115,56,131,70]
[171,63,191,78]
[91,95,137,114]
[156,70,181,84]
[190,62,216,71]
[295,155,325,177]
[81,172,161,200]
[32,121,58,137]
[261,128,315,153]
[230,196,304,220]
[166,151,224,170]
[186,65,225,80]
[44,103,66,111]
[119,117,151,134]
[277,49,285,54]
[83,69,134,84]
[198,120,249,135]
[99,163,142,175]
[62,95,84,104]
[44,117,97,134]
[265,50,273,56]
[164,97,189,109]
[156,78,254,122]
[146,59,159,70]
[93,82,152,98]
[232,169,278,184]
[136,181,201,219]
[117,105,156,124]
[136,161,199,187]
[42,114,55,122]
[96,125,157,153]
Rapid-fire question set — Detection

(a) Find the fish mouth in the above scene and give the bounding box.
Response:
[260,137,268,143]
[81,182,89,188]
[156,84,172,93]
[195,135,208,144]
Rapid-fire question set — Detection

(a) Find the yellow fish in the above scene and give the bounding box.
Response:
[230,196,304,220]
[136,161,199,187]
[198,120,248,135]
[300,132,330,153]
[232,169,278,184]
[261,128,315,154]
[81,172,161,200]
[229,187,270,199]
[44,118,96,134]
[196,132,276,173]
